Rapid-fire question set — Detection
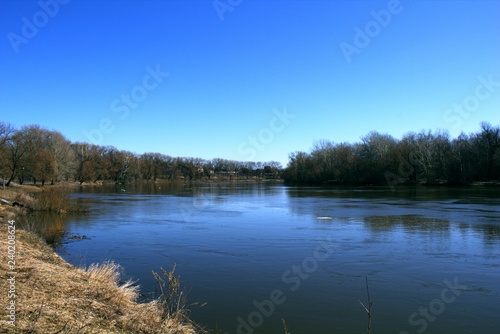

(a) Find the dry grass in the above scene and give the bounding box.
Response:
[152,263,199,326]
[0,227,200,333]
[41,222,66,245]
[12,192,36,209]
[1,185,87,245]
[0,185,39,215]
[0,184,85,214]
[0,186,34,225]
[33,187,85,214]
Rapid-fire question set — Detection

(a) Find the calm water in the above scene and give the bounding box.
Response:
[50,183,500,333]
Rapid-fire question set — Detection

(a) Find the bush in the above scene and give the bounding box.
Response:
[33,187,84,214]
[42,222,66,245]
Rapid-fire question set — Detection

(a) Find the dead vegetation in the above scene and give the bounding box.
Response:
[0,184,87,245]
[31,187,70,214]
[0,227,201,333]
[0,183,85,214]
[0,185,39,216]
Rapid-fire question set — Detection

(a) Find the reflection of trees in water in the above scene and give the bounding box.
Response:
[86,180,283,197]
[363,215,450,232]
[19,212,73,246]
[483,224,500,240]
[469,223,500,241]
[364,216,500,244]
[186,181,282,200]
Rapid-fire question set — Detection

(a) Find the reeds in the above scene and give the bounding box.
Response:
[152,264,193,322]
[33,187,83,214]
[42,221,65,244]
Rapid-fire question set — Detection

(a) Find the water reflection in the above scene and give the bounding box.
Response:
[76,180,284,196]
[46,183,500,334]
[284,186,500,244]
[472,224,500,241]
[363,215,450,232]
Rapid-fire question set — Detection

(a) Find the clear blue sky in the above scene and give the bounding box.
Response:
[1,0,499,166]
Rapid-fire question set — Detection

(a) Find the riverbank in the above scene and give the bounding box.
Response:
[0,186,200,333]
[78,177,284,187]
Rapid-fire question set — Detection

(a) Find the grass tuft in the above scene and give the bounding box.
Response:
[33,187,84,214]
[0,228,200,333]
[42,222,66,245]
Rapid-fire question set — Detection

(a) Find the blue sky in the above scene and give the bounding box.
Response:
[1,0,499,166]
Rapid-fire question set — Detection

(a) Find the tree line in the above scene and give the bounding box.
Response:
[0,123,282,187]
[283,122,500,186]
[2,121,498,188]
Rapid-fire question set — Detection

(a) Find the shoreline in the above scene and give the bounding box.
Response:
[0,185,201,333]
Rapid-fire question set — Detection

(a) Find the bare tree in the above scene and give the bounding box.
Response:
[49,131,76,183]
[0,122,15,180]
[4,125,42,186]
[476,122,500,179]
[449,133,474,184]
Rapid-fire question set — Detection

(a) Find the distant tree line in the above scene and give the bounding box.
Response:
[283,122,500,186]
[0,123,282,186]
[2,121,498,188]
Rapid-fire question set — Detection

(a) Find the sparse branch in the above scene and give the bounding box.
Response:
[358,276,372,334]
[282,318,290,334]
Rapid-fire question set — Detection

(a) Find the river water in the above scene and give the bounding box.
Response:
[51,182,499,333]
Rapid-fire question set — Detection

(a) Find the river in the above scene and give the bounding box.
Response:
[49,182,499,334]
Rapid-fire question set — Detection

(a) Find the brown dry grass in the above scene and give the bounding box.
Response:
[0,186,34,224]
[1,185,88,245]
[0,226,200,334]
[0,183,85,214]
[32,187,85,214]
